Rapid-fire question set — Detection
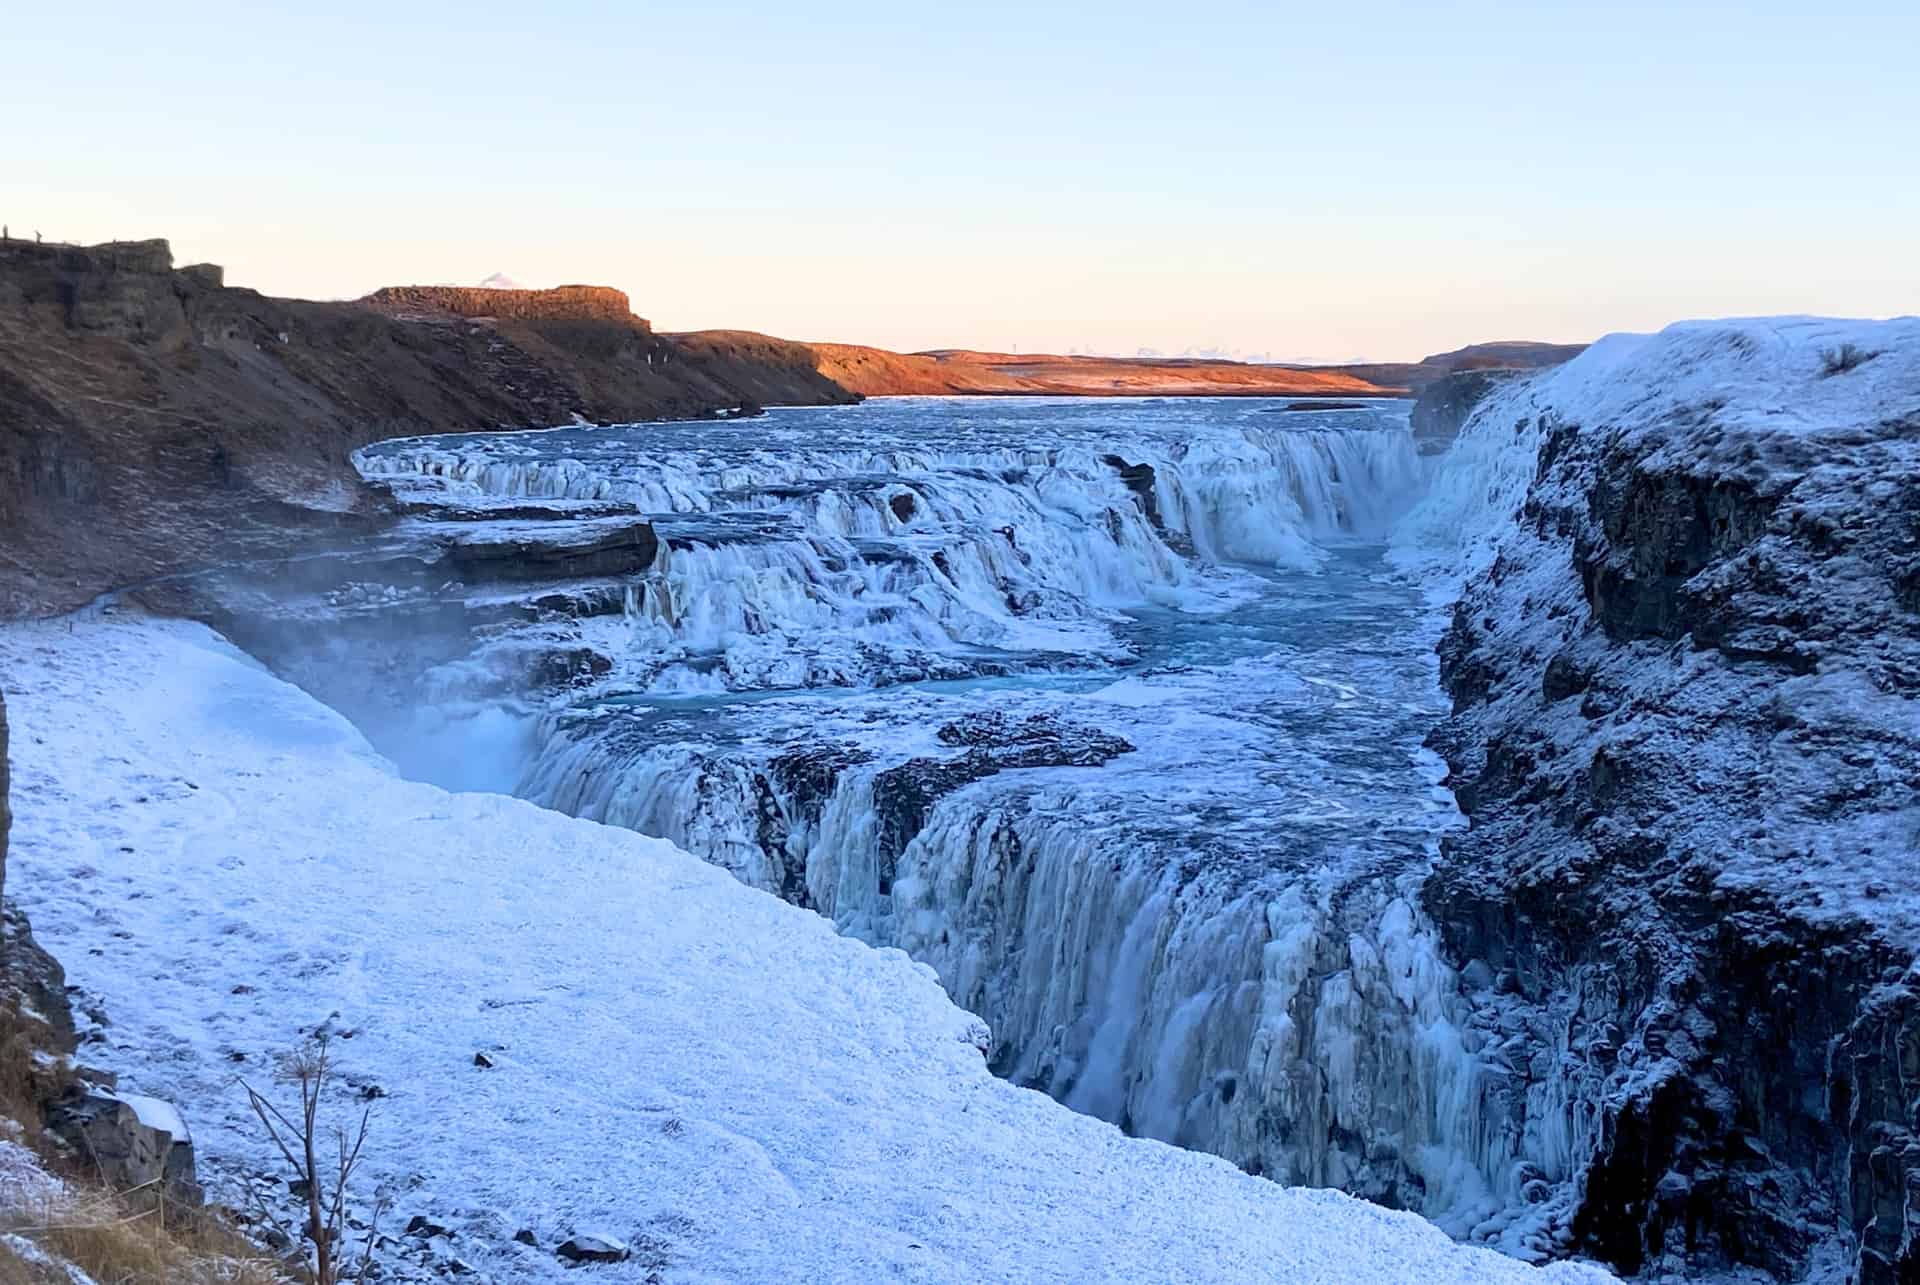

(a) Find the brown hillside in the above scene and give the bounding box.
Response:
[689,339,1405,399]
[0,240,855,618]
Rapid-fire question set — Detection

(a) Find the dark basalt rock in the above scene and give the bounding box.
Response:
[750,745,879,907]
[931,711,1135,763]
[1577,452,1787,643]
[1540,652,1591,702]
[524,646,615,690]
[768,745,874,817]
[1428,384,1920,1280]
[1102,455,1163,531]
[1410,368,1521,454]
[445,520,659,582]
[870,713,1133,894]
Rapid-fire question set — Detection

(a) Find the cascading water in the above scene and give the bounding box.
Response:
[346,396,1585,1262]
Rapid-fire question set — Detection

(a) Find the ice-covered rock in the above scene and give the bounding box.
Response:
[1408,369,1520,454]
[1415,317,1920,1281]
[555,1233,629,1264]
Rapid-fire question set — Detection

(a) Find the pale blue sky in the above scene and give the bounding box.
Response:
[7,2,1915,360]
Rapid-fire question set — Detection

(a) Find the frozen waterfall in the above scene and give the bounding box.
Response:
[347,398,1591,1262]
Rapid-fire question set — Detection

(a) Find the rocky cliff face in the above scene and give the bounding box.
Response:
[362,283,642,325]
[1410,368,1519,452]
[0,239,857,617]
[1,684,73,1071]
[1424,320,1920,1281]
[2,689,8,904]
[661,329,877,410]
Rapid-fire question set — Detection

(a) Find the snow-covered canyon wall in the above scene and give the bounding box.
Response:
[1419,318,1920,1282]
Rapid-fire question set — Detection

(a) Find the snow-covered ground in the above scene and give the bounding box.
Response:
[0,612,1613,1283]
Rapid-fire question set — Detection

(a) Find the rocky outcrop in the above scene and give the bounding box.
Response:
[444,519,660,582]
[869,712,1134,893]
[1424,321,1920,1281]
[555,1234,630,1264]
[2,689,8,903]
[361,284,642,326]
[656,329,859,412]
[48,1088,202,1206]
[1409,368,1519,453]
[0,238,857,618]
[1102,455,1163,530]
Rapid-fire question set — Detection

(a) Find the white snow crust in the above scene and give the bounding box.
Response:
[0,612,1614,1283]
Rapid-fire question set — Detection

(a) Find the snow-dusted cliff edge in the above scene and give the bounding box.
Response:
[1419,318,1920,1281]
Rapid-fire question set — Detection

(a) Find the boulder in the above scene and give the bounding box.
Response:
[405,1214,449,1238]
[48,1088,201,1206]
[556,1232,630,1264]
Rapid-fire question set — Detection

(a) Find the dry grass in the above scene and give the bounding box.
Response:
[1821,342,1880,376]
[2,1184,288,1283]
[0,1002,289,1284]
[1,1174,290,1283]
